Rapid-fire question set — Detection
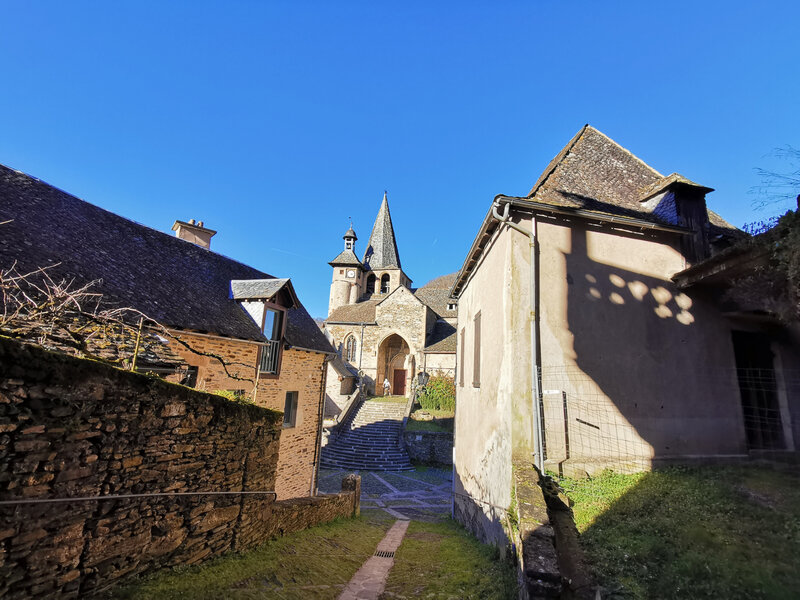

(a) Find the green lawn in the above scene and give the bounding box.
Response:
[381,519,517,599]
[111,510,516,600]
[111,511,394,600]
[558,463,800,599]
[407,408,454,433]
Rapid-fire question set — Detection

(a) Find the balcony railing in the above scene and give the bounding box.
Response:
[259,339,281,374]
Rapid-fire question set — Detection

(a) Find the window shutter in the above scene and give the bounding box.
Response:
[472,312,481,387]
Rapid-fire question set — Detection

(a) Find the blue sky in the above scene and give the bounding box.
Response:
[1,2,798,318]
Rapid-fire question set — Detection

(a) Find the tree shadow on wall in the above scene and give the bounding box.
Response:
[546,215,747,470]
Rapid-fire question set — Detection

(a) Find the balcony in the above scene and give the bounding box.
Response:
[259,339,281,374]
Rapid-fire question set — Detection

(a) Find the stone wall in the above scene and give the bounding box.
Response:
[169,331,259,396]
[254,348,327,499]
[0,337,356,599]
[403,431,453,464]
[171,334,327,500]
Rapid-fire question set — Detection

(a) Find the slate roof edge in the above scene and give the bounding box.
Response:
[450,194,691,299]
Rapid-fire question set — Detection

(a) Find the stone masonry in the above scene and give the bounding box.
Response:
[0,337,355,598]
[169,333,326,499]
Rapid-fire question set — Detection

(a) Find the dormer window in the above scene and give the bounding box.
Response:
[447,303,457,311]
[231,278,299,379]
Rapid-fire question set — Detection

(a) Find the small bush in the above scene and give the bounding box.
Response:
[418,375,455,412]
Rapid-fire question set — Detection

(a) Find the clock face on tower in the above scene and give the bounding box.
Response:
[346,269,356,278]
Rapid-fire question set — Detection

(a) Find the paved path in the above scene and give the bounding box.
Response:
[318,466,452,521]
[320,467,452,599]
[337,518,410,600]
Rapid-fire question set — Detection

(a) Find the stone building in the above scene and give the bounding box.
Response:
[0,163,335,499]
[323,193,457,407]
[450,125,800,545]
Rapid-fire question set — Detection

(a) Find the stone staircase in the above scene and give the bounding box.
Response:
[320,397,413,471]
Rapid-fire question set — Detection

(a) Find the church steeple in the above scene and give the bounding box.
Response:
[363,191,401,270]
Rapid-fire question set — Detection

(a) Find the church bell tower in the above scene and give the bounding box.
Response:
[327,222,364,316]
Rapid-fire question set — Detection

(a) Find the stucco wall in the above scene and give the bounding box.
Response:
[533,216,751,471]
[453,223,519,546]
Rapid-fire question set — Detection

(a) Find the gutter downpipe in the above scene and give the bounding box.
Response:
[491,197,544,472]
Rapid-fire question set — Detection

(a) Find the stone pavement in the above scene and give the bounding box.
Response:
[320,466,452,600]
[337,518,410,600]
[317,466,453,521]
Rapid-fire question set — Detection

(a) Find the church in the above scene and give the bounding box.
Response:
[323,193,457,407]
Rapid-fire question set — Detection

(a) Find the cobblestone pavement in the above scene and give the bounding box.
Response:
[318,466,452,521]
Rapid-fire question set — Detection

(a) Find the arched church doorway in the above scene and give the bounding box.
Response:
[377,334,413,396]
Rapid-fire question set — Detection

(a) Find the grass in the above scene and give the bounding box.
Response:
[111,511,395,600]
[558,463,800,599]
[365,395,408,404]
[380,519,517,599]
[407,408,454,433]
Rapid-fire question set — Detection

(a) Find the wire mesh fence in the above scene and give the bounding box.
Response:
[536,364,799,478]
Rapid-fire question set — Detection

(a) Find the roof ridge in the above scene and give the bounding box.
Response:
[527,124,589,198]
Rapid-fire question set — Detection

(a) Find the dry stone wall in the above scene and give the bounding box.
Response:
[403,431,453,464]
[0,337,357,599]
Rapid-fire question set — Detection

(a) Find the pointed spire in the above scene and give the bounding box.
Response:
[363,191,401,270]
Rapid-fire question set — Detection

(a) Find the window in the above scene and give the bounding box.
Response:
[366,274,376,295]
[459,328,465,387]
[283,391,298,427]
[344,335,357,362]
[447,303,457,311]
[259,307,284,375]
[472,312,481,387]
[380,274,390,294]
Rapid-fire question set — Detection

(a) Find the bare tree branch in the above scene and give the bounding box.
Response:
[0,263,255,383]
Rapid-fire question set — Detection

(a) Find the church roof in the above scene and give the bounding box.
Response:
[362,192,402,270]
[0,163,333,354]
[325,298,381,324]
[424,320,457,353]
[414,273,458,318]
[329,249,362,267]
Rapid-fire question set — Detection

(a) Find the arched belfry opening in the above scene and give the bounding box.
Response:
[377,334,413,396]
[380,273,390,294]
[366,273,376,295]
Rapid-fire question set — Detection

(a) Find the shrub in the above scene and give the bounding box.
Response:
[418,375,455,412]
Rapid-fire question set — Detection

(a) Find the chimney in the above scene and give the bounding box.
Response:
[171,219,217,249]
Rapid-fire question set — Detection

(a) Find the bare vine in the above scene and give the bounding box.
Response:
[0,263,255,383]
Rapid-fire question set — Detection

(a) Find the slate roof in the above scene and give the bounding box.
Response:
[362,192,402,270]
[528,125,738,233]
[330,354,358,378]
[0,164,333,354]
[451,125,743,299]
[414,273,458,318]
[424,320,457,353]
[325,298,381,324]
[328,249,362,267]
[231,278,297,303]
